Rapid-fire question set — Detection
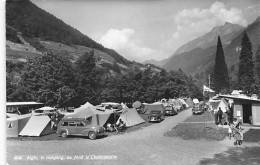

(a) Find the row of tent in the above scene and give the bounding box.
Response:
[6,102,146,137]
[6,98,196,137]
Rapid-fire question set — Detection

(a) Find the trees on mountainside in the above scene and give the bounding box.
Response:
[213,36,229,94]
[6,51,203,107]
[237,32,255,94]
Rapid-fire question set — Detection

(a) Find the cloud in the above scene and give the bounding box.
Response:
[99,28,164,62]
[171,1,247,48]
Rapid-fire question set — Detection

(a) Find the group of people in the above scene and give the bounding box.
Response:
[228,118,243,147]
[106,119,126,132]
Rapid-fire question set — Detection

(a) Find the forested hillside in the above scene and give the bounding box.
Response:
[6,0,204,107]
[6,0,131,65]
[7,52,203,107]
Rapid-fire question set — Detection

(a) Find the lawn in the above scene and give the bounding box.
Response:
[244,129,260,142]
[184,110,216,122]
[199,146,260,165]
[165,123,227,141]
[165,110,228,141]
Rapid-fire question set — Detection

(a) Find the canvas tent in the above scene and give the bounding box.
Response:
[209,98,229,112]
[65,105,114,126]
[141,103,165,115]
[117,108,145,127]
[185,98,194,107]
[19,115,53,136]
[179,98,188,108]
[6,114,31,137]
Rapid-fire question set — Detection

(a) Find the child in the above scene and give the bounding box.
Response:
[238,123,243,145]
[233,128,241,147]
[228,123,233,140]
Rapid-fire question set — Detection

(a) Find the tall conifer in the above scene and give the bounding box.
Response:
[255,45,260,95]
[238,31,255,94]
[213,36,229,93]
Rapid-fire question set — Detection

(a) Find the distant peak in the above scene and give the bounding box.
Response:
[253,16,260,23]
[224,22,233,26]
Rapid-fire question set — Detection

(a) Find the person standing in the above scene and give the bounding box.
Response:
[218,107,223,125]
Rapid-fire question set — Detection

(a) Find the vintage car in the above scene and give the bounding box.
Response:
[148,110,164,122]
[96,102,123,112]
[164,106,177,116]
[192,104,204,115]
[57,118,104,140]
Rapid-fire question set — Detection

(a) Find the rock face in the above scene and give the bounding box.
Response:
[174,22,245,55]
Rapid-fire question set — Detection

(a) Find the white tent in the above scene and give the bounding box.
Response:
[117,108,145,127]
[179,98,188,108]
[19,115,53,136]
[6,114,31,137]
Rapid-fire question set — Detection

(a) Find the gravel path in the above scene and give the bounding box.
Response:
[7,108,255,165]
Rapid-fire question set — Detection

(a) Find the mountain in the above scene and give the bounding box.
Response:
[162,16,260,83]
[6,0,162,74]
[174,22,244,55]
[144,58,169,67]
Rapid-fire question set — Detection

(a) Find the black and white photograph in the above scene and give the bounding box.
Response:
[3,0,260,164]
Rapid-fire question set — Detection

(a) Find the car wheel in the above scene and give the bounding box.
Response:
[61,131,67,138]
[88,131,97,140]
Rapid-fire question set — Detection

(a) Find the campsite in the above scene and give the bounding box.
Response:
[5,0,260,165]
[7,99,189,140]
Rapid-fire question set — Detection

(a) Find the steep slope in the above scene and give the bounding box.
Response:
[163,17,260,78]
[6,0,132,66]
[174,22,244,55]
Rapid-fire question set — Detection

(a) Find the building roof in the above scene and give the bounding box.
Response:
[219,95,260,102]
[6,102,43,106]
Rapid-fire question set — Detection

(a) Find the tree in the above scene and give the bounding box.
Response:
[237,32,255,94]
[20,51,76,107]
[255,45,260,95]
[213,36,229,94]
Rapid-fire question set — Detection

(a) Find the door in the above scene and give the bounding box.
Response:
[252,104,260,126]
[242,104,252,123]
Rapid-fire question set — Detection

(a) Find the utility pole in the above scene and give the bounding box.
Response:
[208,74,211,89]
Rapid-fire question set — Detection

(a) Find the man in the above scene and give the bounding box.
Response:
[218,107,223,125]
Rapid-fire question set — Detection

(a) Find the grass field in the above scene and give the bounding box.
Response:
[184,110,216,122]
[244,129,260,142]
[165,110,228,141]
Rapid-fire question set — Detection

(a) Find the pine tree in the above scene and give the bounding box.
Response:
[255,45,260,95]
[213,36,229,93]
[238,31,255,94]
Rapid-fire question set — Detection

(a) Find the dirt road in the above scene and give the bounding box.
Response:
[6,108,236,165]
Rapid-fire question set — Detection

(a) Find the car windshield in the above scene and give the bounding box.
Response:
[165,107,172,110]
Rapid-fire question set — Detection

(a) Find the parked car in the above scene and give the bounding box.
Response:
[192,104,204,115]
[148,110,164,122]
[164,106,177,116]
[57,118,104,140]
[96,102,123,112]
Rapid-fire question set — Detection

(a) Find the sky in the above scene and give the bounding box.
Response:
[31,0,260,62]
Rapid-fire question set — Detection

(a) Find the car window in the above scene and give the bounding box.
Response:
[69,122,76,127]
[77,122,86,127]
[61,122,68,126]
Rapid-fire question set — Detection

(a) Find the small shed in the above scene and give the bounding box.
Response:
[219,95,260,126]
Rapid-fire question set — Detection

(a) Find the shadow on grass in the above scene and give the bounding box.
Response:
[165,123,227,141]
[200,146,260,165]
[244,129,260,142]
